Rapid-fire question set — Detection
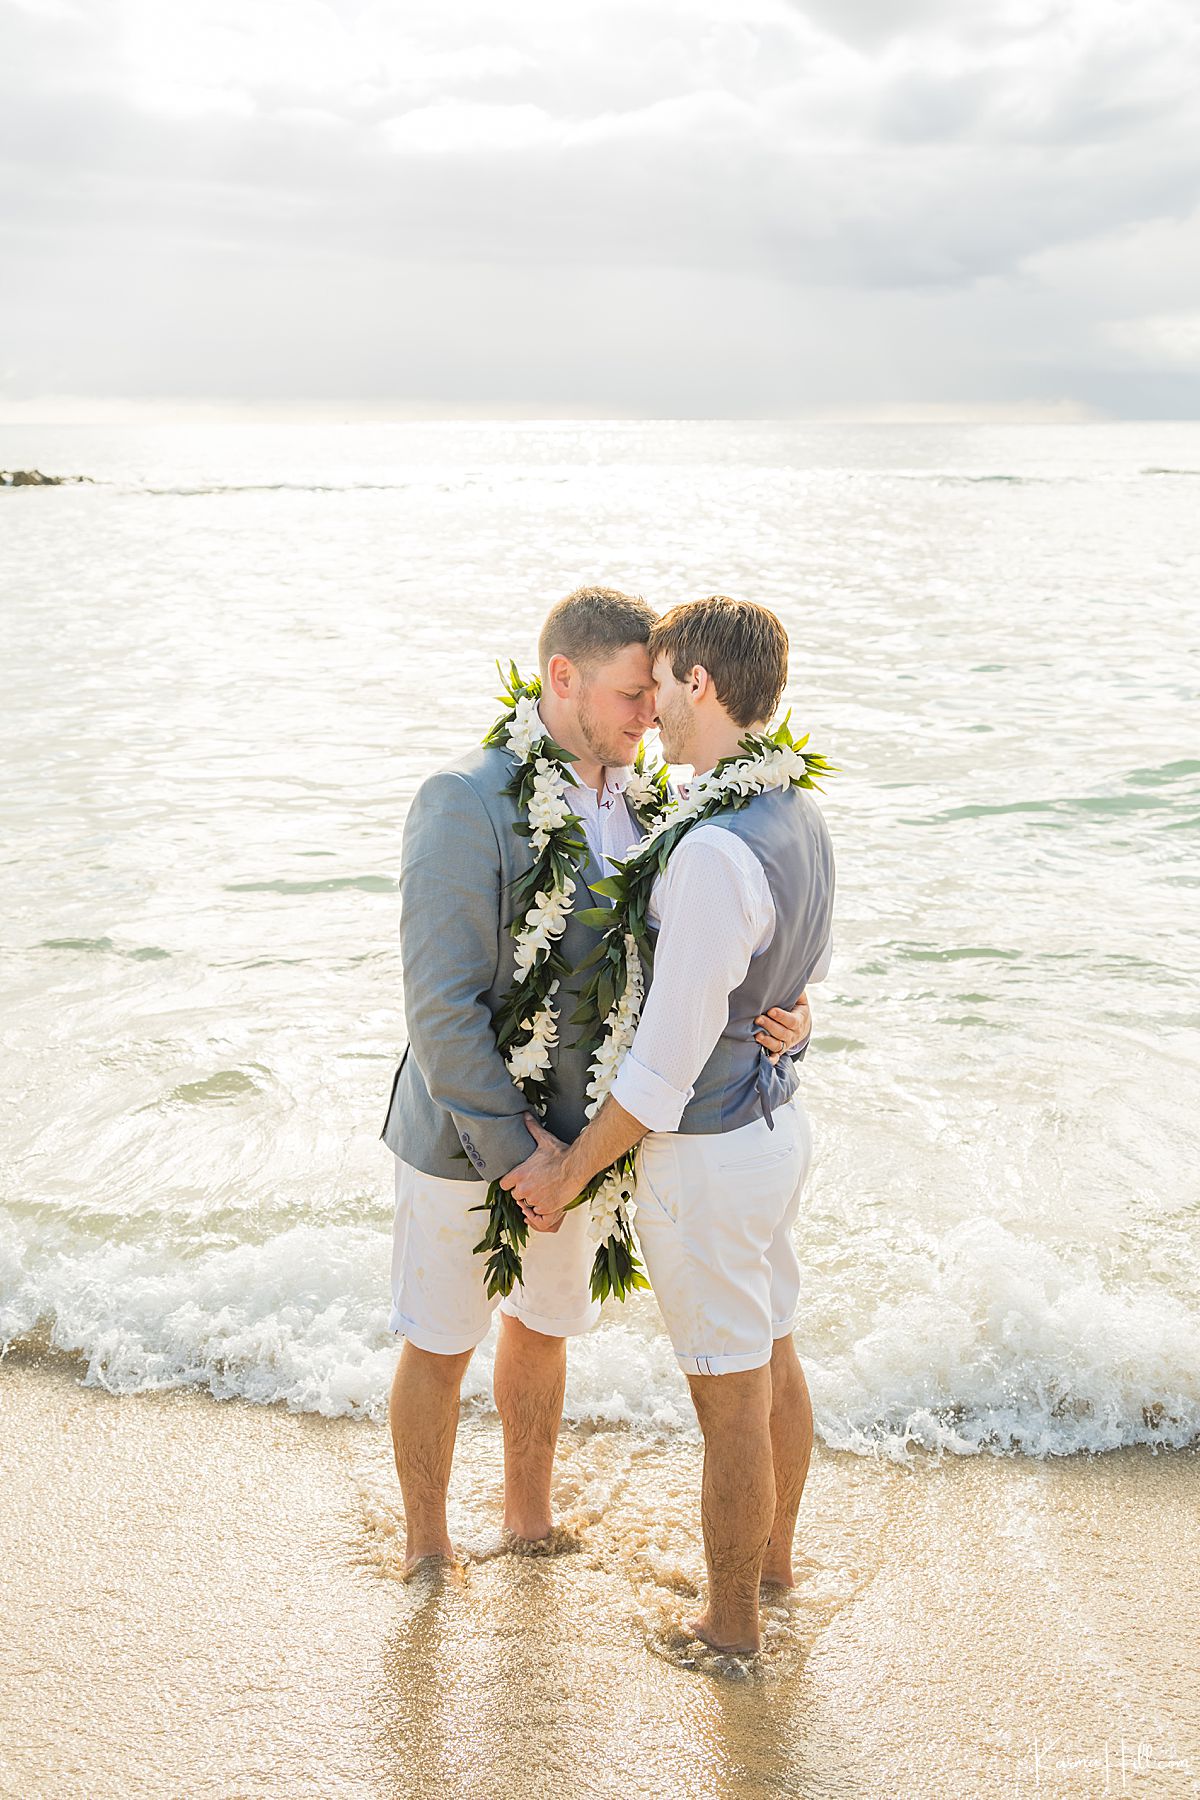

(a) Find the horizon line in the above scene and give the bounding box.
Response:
[0,396,1138,428]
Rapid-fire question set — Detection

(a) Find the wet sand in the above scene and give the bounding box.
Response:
[1,1346,1197,1800]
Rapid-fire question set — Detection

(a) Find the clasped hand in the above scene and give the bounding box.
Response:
[499,1115,575,1231]
[498,991,810,1234]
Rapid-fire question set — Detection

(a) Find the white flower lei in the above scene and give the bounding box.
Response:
[620,759,665,819]
[471,664,669,1301]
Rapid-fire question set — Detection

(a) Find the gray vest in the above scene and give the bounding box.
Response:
[380,743,618,1180]
[671,784,835,1135]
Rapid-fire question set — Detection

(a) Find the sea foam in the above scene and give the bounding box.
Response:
[4,1214,1196,1460]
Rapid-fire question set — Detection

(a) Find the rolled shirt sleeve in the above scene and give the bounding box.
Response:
[610,828,774,1132]
[607,1049,694,1134]
[399,770,536,1182]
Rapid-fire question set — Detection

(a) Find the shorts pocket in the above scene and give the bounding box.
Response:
[635,1138,679,1225]
[715,1110,804,1175]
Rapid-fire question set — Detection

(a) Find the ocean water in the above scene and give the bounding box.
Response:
[2,419,1197,1462]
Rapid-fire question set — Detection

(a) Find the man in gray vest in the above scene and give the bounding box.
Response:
[381,587,812,1573]
[501,596,835,1655]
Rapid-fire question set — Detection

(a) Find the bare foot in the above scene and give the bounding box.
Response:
[685,1612,761,1656]
[504,1528,552,1553]
[403,1545,458,1579]
[759,1566,795,1592]
[503,1523,584,1559]
[503,1514,552,1544]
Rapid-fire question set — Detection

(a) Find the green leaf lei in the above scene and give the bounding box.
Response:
[469,663,668,1301]
[572,715,837,1023]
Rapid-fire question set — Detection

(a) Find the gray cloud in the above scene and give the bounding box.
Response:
[1,0,1198,414]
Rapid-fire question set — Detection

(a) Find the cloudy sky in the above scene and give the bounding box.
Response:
[2,0,1198,418]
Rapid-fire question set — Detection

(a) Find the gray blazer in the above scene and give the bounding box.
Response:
[380,743,614,1183]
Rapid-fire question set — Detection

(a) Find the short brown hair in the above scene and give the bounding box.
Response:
[648,596,789,727]
[538,586,658,677]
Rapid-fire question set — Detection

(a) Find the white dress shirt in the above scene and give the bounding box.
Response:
[610,826,832,1133]
[563,762,643,874]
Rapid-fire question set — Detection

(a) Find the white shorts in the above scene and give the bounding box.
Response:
[633,1101,813,1377]
[389,1155,602,1354]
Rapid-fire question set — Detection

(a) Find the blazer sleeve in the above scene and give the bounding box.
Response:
[399,769,536,1182]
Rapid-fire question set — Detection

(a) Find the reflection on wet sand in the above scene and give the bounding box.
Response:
[4,1360,1196,1800]
[360,1414,890,1797]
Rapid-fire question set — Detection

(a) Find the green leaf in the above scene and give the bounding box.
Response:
[573,906,615,931]
[588,874,625,900]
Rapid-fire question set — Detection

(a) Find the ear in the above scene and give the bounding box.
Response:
[690,664,711,702]
[546,652,574,699]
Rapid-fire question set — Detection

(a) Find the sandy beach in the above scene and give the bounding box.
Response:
[1,1343,1196,1800]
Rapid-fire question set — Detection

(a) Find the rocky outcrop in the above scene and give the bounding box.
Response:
[1,469,93,486]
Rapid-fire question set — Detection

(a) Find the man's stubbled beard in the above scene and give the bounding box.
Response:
[575,681,640,771]
[654,688,694,767]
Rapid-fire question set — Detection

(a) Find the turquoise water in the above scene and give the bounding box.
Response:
[2,419,1197,1457]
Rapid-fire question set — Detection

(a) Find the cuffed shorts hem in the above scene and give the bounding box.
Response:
[497,1295,601,1340]
[388,1308,490,1356]
[772,1314,799,1340]
[675,1345,774,1377]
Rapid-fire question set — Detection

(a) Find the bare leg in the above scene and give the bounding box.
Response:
[388,1340,474,1571]
[493,1313,566,1541]
[760,1334,814,1588]
[685,1363,775,1653]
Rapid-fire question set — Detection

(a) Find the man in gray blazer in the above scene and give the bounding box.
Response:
[381,586,811,1572]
